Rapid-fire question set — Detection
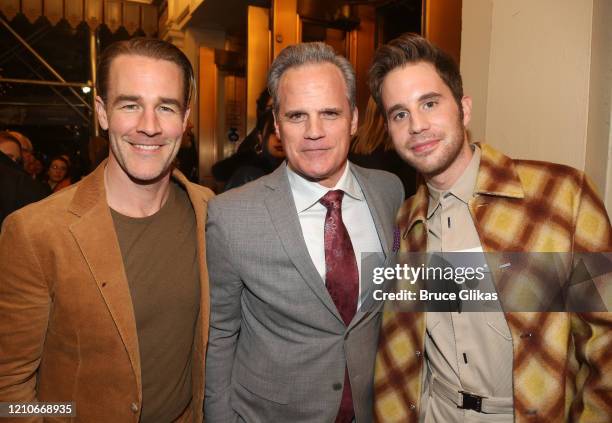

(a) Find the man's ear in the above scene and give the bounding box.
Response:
[95,96,109,131]
[461,95,472,127]
[350,106,359,136]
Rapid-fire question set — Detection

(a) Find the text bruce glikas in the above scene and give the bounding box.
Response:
[371,263,499,302]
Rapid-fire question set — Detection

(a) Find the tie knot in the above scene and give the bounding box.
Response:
[320,189,344,210]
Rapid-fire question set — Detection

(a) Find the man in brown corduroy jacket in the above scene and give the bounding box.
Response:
[0,38,213,422]
[369,33,611,423]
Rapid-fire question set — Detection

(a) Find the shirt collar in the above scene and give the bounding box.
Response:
[426,144,481,218]
[286,162,364,213]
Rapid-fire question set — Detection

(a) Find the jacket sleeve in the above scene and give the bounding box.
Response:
[204,200,241,423]
[0,212,49,423]
[570,173,612,422]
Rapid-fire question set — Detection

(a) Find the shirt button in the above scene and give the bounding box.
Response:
[333,382,342,391]
[415,350,421,357]
[409,403,416,410]
[131,403,139,413]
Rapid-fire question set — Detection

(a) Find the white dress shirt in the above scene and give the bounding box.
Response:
[286,162,383,297]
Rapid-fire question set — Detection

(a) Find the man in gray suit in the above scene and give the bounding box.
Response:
[205,42,404,422]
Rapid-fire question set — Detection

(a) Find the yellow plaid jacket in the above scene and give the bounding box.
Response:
[374,144,612,422]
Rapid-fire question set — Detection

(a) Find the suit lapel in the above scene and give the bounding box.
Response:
[174,170,212,419]
[263,165,344,324]
[67,163,141,395]
[347,165,394,331]
[177,173,210,351]
[351,165,394,256]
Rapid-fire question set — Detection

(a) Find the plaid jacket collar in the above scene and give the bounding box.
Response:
[400,143,525,234]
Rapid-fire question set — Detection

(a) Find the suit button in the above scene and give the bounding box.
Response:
[333,382,342,391]
[409,403,416,410]
[131,403,139,413]
[415,350,421,357]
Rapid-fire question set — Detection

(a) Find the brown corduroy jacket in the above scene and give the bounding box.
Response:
[0,162,214,422]
[374,144,612,422]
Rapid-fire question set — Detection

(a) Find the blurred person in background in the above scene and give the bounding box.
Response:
[175,121,199,182]
[7,130,51,184]
[29,153,45,181]
[46,155,72,192]
[0,131,22,164]
[223,109,285,190]
[236,89,273,154]
[349,96,417,198]
[211,89,272,190]
[8,131,34,175]
[0,131,49,226]
[59,153,83,184]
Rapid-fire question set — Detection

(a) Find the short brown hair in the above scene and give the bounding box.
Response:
[369,33,463,117]
[97,38,194,111]
[267,42,356,114]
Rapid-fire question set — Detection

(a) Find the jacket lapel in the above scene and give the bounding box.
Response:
[263,164,344,324]
[173,170,213,422]
[175,171,210,350]
[351,165,394,256]
[67,162,141,395]
[399,183,429,253]
[347,165,395,330]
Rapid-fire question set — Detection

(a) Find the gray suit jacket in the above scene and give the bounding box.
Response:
[205,162,404,422]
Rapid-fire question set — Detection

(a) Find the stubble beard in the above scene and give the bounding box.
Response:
[400,117,466,179]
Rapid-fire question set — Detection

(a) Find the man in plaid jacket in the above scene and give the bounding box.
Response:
[369,33,611,422]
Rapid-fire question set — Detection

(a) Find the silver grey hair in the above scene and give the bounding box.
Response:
[267,42,357,113]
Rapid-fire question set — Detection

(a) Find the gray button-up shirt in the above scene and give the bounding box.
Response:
[421,145,514,422]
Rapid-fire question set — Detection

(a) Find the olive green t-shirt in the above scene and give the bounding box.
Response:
[111,182,200,423]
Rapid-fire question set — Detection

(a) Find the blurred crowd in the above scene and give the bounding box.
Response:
[0,130,75,191]
[0,130,52,225]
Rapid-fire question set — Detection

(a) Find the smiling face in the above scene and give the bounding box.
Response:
[274,62,357,188]
[382,61,472,189]
[95,54,189,184]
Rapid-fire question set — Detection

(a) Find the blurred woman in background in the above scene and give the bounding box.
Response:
[223,109,285,191]
[349,96,417,198]
[46,156,71,192]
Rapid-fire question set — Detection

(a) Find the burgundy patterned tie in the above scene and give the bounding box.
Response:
[320,190,358,423]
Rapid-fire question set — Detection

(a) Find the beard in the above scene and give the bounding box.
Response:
[397,117,467,179]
